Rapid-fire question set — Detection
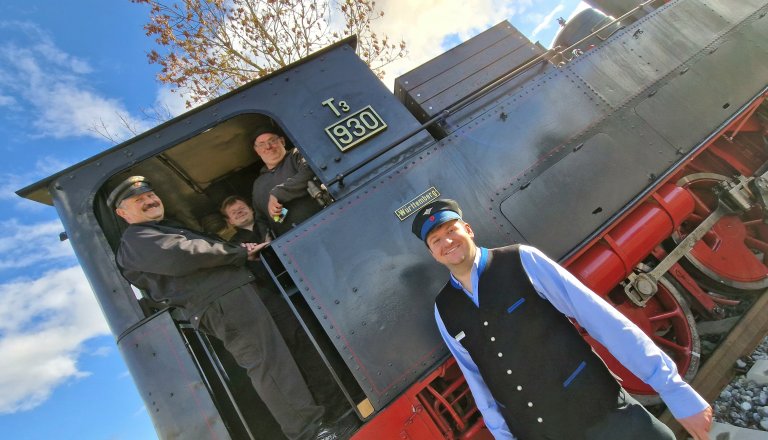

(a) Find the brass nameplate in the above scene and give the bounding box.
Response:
[395,187,441,221]
[324,105,387,152]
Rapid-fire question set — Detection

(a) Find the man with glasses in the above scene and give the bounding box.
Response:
[251,127,322,238]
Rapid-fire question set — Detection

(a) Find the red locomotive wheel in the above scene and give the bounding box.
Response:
[587,276,700,404]
[674,173,768,294]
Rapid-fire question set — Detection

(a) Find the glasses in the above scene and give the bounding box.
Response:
[254,136,282,149]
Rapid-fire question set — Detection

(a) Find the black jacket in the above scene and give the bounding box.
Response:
[116,220,255,321]
[251,149,321,237]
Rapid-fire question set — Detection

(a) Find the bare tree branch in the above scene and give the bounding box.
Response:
[132,0,408,107]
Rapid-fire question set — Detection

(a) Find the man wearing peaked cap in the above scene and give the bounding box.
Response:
[110,176,354,440]
[412,199,712,440]
[411,199,462,243]
[106,176,153,209]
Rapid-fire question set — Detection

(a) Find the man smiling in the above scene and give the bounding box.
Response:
[412,199,712,440]
[110,176,351,440]
[251,127,322,238]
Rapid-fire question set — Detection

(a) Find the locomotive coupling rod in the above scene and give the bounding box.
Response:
[625,176,756,306]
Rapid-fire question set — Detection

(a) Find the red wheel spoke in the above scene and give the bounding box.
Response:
[648,310,681,322]
[652,334,689,354]
[745,236,768,254]
[743,219,763,227]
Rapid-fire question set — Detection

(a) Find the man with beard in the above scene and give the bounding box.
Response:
[110,176,352,440]
[411,199,712,440]
[251,127,322,238]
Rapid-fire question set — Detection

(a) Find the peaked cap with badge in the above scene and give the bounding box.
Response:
[107,176,154,209]
[411,199,463,242]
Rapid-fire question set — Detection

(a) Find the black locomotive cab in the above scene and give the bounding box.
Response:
[16,1,768,438]
[35,37,439,438]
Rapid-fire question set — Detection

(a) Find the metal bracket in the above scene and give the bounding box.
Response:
[749,174,768,214]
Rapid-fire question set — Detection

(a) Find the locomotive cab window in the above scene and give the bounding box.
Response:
[94,113,360,439]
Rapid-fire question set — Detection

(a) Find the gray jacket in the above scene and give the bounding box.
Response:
[116,220,255,322]
[251,148,321,237]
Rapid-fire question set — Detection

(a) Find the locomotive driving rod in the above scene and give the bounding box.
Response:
[624,174,764,306]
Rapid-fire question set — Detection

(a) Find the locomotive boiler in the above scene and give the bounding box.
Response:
[17,0,768,438]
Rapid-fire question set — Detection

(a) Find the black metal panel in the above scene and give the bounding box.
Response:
[274,119,582,409]
[442,65,612,202]
[568,0,729,109]
[395,21,517,98]
[701,0,768,23]
[499,117,680,258]
[635,15,768,154]
[395,21,544,123]
[118,312,231,440]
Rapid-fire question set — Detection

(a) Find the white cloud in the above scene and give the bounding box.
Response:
[0,218,74,270]
[0,21,151,142]
[0,156,72,216]
[373,0,536,87]
[531,4,565,37]
[90,346,113,357]
[0,266,110,413]
[154,85,189,119]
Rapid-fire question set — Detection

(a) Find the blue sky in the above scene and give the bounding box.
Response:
[0,1,583,438]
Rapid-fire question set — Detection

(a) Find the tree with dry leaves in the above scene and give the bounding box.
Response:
[132,0,407,108]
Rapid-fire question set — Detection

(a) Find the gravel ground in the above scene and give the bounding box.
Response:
[712,335,768,431]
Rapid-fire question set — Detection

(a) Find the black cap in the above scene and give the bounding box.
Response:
[411,199,463,242]
[107,176,153,209]
[252,125,281,143]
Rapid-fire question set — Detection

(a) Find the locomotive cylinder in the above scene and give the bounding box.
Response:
[569,184,694,295]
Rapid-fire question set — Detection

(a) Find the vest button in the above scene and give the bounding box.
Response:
[490,337,495,342]
[517,385,522,391]
[497,352,503,357]
[537,417,543,423]
[483,321,489,326]
[506,369,512,375]
[527,402,533,407]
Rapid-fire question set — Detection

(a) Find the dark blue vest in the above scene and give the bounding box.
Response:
[435,245,620,439]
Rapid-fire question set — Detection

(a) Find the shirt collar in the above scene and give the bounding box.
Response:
[449,246,488,291]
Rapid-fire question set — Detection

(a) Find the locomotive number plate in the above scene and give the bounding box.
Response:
[324,105,387,152]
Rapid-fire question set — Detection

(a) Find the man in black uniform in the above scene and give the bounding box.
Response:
[221,194,265,245]
[111,176,350,440]
[220,195,349,419]
[251,127,322,238]
[411,199,712,440]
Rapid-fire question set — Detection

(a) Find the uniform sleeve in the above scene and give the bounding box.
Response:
[270,150,316,203]
[435,306,515,440]
[119,226,247,277]
[518,245,708,419]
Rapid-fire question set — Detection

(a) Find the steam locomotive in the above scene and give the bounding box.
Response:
[17,0,768,438]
